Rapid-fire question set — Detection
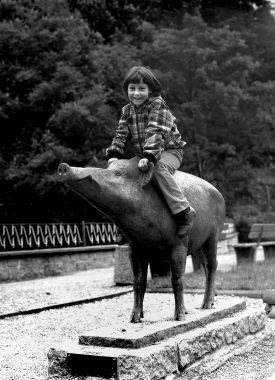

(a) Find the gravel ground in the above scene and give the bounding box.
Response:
[0,285,275,379]
[0,267,132,315]
[0,252,274,380]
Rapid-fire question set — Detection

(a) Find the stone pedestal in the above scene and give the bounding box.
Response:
[233,243,257,265]
[262,243,275,261]
[114,244,133,285]
[48,295,266,380]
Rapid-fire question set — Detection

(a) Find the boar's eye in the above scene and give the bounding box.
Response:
[115,172,121,177]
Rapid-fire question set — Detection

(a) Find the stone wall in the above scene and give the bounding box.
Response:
[0,245,116,283]
[216,222,238,255]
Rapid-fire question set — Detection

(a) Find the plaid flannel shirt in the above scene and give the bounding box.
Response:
[106,96,186,164]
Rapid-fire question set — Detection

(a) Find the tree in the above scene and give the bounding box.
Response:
[0,0,114,222]
[1,0,275,223]
[67,0,272,42]
[137,14,275,210]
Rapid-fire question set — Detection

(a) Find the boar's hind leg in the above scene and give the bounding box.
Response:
[129,248,149,323]
[200,235,218,309]
[170,243,188,321]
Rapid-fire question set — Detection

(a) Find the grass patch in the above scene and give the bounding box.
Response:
[149,259,275,291]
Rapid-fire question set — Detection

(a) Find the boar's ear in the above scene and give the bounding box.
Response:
[140,162,154,188]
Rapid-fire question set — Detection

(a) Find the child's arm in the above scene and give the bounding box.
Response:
[142,99,173,164]
[107,157,119,167]
[106,112,131,161]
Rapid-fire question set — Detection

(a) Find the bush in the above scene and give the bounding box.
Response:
[235,217,252,243]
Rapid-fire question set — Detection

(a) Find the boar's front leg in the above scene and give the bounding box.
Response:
[129,247,149,323]
[170,242,188,321]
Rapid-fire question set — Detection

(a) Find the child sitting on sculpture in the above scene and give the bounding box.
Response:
[106,66,195,244]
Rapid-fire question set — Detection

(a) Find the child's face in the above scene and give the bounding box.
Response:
[127,79,150,107]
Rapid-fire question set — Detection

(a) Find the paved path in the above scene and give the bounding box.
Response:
[0,247,265,316]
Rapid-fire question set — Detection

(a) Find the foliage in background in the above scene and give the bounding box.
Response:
[1,0,275,222]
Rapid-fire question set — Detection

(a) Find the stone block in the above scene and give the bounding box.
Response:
[118,342,178,380]
[60,257,76,273]
[79,297,246,349]
[114,245,133,285]
[28,263,46,278]
[76,261,87,271]
[249,310,265,333]
[0,260,8,269]
[177,308,264,369]
[47,343,71,379]
[7,258,20,268]
[48,304,266,380]
[0,265,10,281]
[48,339,178,380]
[44,263,53,277]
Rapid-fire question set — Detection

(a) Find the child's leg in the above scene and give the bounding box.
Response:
[153,150,195,237]
[152,150,189,214]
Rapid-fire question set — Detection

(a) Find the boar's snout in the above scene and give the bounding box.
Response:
[58,163,70,182]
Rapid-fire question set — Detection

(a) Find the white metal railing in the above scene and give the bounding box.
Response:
[0,222,234,251]
[0,222,117,251]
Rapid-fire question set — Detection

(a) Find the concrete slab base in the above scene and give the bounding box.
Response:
[47,295,266,380]
[79,296,246,349]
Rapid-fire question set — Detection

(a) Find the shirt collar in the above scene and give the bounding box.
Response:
[129,96,155,111]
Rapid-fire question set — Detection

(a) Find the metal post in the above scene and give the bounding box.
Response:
[82,221,86,246]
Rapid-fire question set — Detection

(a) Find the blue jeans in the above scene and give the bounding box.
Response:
[152,149,190,215]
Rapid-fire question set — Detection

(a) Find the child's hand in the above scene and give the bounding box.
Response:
[108,158,118,167]
[138,158,149,172]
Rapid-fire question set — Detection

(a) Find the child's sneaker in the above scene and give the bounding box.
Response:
[175,206,196,238]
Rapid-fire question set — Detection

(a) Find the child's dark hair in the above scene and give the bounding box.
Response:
[122,66,162,97]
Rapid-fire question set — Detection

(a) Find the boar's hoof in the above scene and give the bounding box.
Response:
[174,308,187,321]
[201,300,214,309]
[130,310,144,323]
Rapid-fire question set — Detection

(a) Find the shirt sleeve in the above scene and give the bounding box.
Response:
[106,111,131,159]
[143,100,172,163]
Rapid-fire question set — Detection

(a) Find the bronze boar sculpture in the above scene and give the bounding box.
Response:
[57,156,226,323]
